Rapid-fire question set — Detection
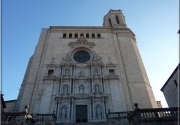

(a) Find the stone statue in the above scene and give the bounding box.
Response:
[63,85,68,94]
[95,85,100,93]
[79,70,86,78]
[96,106,102,118]
[79,71,83,77]
[79,85,84,94]
[65,69,70,76]
[94,68,98,76]
[61,107,67,119]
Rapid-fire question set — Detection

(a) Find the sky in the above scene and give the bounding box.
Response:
[2,0,179,108]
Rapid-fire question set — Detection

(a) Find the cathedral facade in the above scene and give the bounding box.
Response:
[13,10,158,123]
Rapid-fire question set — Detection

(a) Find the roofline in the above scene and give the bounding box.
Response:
[161,63,180,91]
[50,26,111,29]
[4,99,17,103]
[103,9,122,19]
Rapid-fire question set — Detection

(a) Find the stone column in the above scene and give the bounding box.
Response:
[105,97,108,115]
[100,78,103,92]
[68,98,71,119]
[73,79,75,93]
[57,98,61,118]
[92,78,94,93]
[88,79,90,93]
[71,98,74,122]
[89,98,92,119]
[69,78,71,93]
[60,79,63,93]
[54,98,58,115]
[102,97,106,118]
[92,97,95,119]
[103,79,107,93]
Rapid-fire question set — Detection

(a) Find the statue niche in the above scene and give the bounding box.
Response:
[94,68,98,76]
[61,106,67,119]
[79,85,84,94]
[63,85,68,94]
[95,84,100,94]
[96,105,102,118]
[65,68,70,77]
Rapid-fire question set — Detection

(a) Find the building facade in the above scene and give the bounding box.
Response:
[161,63,179,107]
[13,10,158,123]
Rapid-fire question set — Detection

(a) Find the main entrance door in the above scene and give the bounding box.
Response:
[76,105,87,122]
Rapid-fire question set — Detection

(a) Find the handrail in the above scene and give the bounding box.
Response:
[128,107,178,124]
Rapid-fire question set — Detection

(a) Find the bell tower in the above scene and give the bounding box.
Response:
[103,9,127,28]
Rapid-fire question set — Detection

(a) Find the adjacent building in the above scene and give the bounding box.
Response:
[12,10,158,123]
[161,63,179,107]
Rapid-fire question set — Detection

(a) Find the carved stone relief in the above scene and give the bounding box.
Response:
[64,68,70,76]
[78,70,86,78]
[63,85,68,94]
[94,68,98,76]
[61,105,67,119]
[68,36,95,48]
[96,105,102,118]
[79,85,84,94]
[95,84,100,94]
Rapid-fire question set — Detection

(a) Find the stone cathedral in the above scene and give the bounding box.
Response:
[13,10,158,123]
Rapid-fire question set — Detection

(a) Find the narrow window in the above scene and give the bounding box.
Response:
[97,33,101,38]
[116,15,120,24]
[63,33,66,38]
[174,80,178,87]
[92,33,95,38]
[75,33,78,38]
[48,70,54,76]
[109,18,112,26]
[69,33,72,38]
[80,33,84,37]
[109,69,115,75]
[86,33,89,38]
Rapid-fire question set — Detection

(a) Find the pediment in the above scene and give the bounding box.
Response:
[106,61,116,67]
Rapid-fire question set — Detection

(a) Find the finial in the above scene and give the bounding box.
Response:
[134,103,139,110]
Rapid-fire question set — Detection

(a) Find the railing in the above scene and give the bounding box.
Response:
[1,112,57,125]
[1,112,26,125]
[35,114,57,125]
[128,107,178,125]
[107,111,132,123]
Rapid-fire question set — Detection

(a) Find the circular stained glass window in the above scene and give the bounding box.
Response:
[73,51,90,63]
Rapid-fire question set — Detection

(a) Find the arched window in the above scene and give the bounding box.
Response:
[63,33,66,38]
[97,33,101,38]
[109,18,112,26]
[69,33,72,38]
[116,15,120,24]
[92,33,95,38]
[75,33,78,38]
[80,33,84,37]
[86,33,89,38]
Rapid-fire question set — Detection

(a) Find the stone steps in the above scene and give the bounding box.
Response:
[55,123,121,125]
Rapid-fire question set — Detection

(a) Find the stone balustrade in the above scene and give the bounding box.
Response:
[1,111,26,125]
[35,114,57,125]
[128,107,178,125]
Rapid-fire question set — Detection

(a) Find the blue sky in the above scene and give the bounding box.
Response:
[2,0,179,108]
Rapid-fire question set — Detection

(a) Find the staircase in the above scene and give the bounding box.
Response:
[55,123,121,125]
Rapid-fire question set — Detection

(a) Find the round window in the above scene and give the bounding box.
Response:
[73,51,90,63]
